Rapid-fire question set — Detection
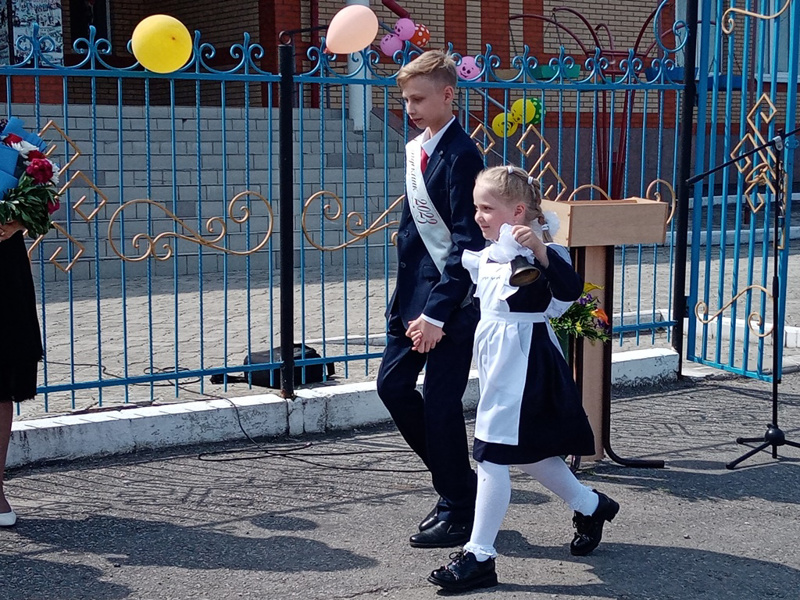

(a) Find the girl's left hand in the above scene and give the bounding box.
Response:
[511,225,544,251]
[511,225,549,267]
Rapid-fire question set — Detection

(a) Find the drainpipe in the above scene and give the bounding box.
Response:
[346,0,373,132]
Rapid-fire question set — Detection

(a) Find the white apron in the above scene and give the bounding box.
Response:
[463,248,565,445]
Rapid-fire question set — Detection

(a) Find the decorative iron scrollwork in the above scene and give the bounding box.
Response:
[695,285,773,339]
[723,0,793,34]
[645,178,677,225]
[729,94,781,215]
[107,191,274,261]
[470,124,496,156]
[565,184,613,202]
[301,190,403,251]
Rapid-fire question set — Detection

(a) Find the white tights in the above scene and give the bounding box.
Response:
[463,456,599,561]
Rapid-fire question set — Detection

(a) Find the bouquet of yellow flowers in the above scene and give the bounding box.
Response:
[550,282,611,343]
[0,117,60,238]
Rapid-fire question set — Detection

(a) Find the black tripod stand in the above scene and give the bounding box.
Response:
[687,126,800,470]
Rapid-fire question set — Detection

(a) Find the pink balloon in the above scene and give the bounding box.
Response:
[326,5,379,54]
[458,56,480,80]
[394,18,416,41]
[380,33,403,57]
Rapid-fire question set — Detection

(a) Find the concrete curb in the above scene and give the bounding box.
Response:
[8,349,677,469]
[611,348,679,387]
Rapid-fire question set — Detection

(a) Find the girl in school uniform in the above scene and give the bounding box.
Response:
[425,165,620,593]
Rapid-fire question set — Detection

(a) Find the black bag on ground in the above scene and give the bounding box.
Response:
[210,344,334,389]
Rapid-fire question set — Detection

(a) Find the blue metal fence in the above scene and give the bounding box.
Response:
[2,5,687,415]
[686,0,798,381]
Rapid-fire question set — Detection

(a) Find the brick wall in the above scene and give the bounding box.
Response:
[7,2,799,154]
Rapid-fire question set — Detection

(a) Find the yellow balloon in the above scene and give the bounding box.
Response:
[511,98,537,124]
[492,113,519,137]
[132,15,192,74]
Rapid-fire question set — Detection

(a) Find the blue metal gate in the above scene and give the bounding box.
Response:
[684,0,799,380]
[1,3,688,416]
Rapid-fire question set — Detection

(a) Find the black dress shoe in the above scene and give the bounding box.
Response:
[428,550,498,592]
[570,490,620,556]
[410,520,471,548]
[418,506,439,531]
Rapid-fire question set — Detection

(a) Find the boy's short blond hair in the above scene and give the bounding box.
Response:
[396,50,458,90]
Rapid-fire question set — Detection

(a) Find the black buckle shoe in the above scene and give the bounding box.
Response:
[410,520,471,548]
[570,490,620,556]
[428,551,498,592]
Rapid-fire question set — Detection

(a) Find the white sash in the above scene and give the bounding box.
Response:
[405,137,453,273]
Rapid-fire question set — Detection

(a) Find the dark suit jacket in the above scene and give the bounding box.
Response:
[389,120,485,328]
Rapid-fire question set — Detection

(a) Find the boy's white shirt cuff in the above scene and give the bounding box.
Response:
[421,314,445,328]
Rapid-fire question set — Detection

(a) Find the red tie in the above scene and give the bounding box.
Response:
[420,148,429,173]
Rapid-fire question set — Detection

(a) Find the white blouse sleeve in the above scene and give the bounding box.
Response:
[461,248,483,284]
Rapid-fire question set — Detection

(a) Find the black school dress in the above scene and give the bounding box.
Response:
[462,243,595,465]
[0,231,42,402]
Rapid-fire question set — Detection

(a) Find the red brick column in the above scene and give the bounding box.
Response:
[0,77,63,105]
[659,1,678,130]
[480,1,510,115]
[481,0,510,61]
[522,0,544,56]
[259,0,303,105]
[444,0,468,53]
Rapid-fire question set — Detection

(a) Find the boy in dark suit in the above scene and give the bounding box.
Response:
[376,50,485,548]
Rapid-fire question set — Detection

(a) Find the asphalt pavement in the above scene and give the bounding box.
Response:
[1,371,799,600]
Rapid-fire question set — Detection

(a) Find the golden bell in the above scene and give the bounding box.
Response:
[508,255,540,286]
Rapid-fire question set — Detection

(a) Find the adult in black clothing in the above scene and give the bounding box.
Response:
[0,221,43,527]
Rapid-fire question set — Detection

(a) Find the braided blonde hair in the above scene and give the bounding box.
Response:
[475,166,552,242]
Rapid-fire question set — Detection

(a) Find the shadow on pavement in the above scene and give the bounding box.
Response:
[0,557,130,600]
[490,534,798,599]
[590,460,800,504]
[12,514,378,573]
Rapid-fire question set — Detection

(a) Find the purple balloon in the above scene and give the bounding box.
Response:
[394,18,416,41]
[380,33,404,57]
[458,56,480,80]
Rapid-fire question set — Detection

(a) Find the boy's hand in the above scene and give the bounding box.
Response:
[406,317,444,353]
[511,225,549,268]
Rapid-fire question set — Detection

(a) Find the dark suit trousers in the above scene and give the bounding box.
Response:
[376,311,477,523]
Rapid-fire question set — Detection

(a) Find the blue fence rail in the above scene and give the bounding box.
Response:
[2,7,687,416]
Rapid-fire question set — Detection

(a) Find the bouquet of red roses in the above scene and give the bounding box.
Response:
[0,117,60,238]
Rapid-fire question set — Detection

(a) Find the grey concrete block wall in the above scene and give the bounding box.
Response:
[11,104,407,282]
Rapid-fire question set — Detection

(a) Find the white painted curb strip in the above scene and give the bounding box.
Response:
[8,349,677,469]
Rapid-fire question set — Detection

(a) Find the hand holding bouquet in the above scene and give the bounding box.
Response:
[550,282,611,344]
[0,117,60,238]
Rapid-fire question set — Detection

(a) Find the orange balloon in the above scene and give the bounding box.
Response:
[325,5,379,54]
[410,24,431,48]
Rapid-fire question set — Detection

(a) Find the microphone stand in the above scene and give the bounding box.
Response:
[686,126,800,470]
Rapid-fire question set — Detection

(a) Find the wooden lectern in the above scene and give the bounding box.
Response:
[543,197,669,466]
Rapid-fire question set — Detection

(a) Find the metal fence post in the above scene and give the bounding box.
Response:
[279,39,295,398]
[671,0,699,372]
